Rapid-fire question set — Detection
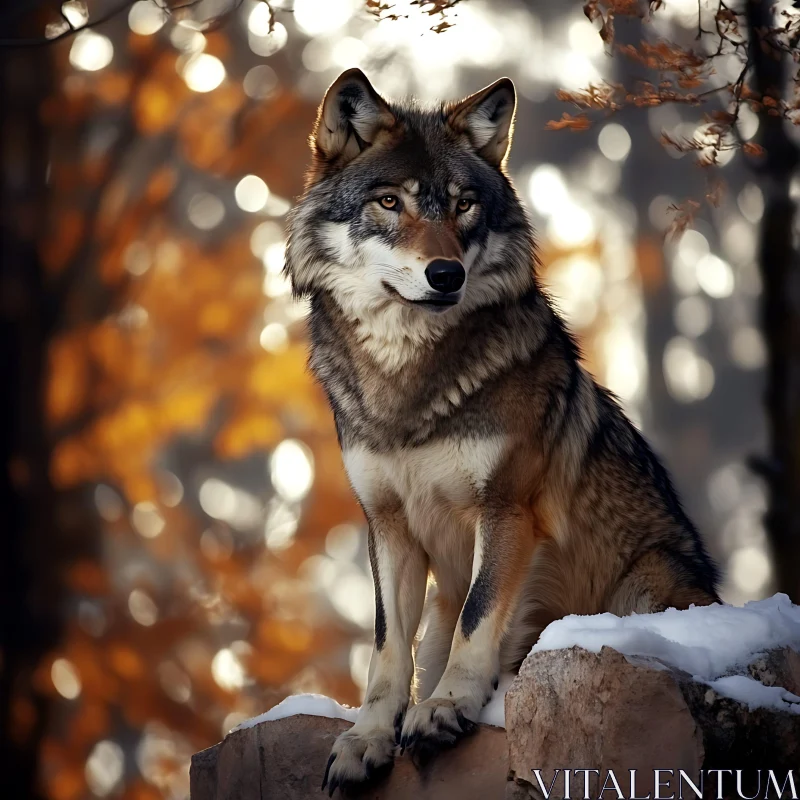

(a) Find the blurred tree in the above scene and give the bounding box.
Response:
[1,12,60,798]
[1,2,364,799]
[743,0,800,608]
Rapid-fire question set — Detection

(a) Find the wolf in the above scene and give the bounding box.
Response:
[284,68,720,796]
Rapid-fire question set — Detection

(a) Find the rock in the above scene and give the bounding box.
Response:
[190,645,800,800]
[747,646,800,695]
[678,669,800,788]
[505,646,800,800]
[190,714,508,800]
[505,647,704,799]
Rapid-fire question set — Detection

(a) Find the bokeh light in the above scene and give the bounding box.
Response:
[51,658,82,700]
[663,337,715,403]
[294,0,357,37]
[598,123,632,162]
[182,53,225,93]
[235,175,270,213]
[271,440,315,503]
[128,1,167,35]
[85,740,125,797]
[188,192,225,230]
[69,30,113,71]
[61,1,89,29]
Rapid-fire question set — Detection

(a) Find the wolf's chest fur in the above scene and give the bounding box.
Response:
[343,436,507,580]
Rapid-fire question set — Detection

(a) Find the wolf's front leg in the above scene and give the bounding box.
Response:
[322,516,427,796]
[401,506,535,758]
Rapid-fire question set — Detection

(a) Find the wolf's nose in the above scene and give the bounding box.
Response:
[425,259,465,293]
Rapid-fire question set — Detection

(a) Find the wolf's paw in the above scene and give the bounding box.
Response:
[321,726,395,797]
[399,697,477,765]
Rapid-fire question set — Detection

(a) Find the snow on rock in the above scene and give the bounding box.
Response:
[232,595,800,737]
[532,593,800,714]
[232,674,517,734]
[479,673,516,728]
[707,675,800,713]
[232,694,358,732]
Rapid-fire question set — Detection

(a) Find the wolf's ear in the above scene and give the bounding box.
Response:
[313,69,395,166]
[447,78,516,168]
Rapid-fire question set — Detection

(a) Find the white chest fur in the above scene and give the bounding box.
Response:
[343,436,507,551]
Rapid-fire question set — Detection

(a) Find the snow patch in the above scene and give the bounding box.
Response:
[532,593,800,714]
[232,595,800,736]
[232,694,359,732]
[707,675,800,713]
[480,673,516,727]
[232,675,517,733]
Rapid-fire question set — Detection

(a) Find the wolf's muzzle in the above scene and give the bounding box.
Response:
[425,259,465,293]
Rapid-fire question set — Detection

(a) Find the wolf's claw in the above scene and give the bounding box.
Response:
[399,697,477,765]
[321,753,336,791]
[321,727,395,795]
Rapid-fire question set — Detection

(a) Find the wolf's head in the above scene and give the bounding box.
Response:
[285,69,536,348]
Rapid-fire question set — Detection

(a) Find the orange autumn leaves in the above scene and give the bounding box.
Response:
[45,256,318,500]
[36,17,362,800]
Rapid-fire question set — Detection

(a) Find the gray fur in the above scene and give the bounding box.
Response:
[289,72,720,795]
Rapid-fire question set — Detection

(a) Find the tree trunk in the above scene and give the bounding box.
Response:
[746,0,800,602]
[0,22,59,800]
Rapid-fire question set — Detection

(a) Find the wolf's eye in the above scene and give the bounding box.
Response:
[378,195,399,210]
[456,198,474,214]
